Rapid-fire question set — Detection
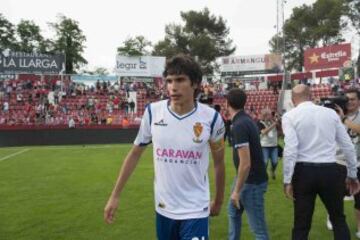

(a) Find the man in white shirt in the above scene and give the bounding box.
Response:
[282,84,360,240]
[104,54,225,240]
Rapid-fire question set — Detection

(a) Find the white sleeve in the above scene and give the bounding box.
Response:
[282,114,298,184]
[210,111,225,142]
[133,104,152,146]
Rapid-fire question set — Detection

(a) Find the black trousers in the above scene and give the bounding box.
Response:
[292,163,350,240]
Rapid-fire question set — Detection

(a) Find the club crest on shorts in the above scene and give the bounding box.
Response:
[193,122,203,143]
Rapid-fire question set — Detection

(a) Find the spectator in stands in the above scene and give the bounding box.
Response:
[102,81,107,93]
[100,112,107,125]
[121,116,129,128]
[16,92,23,104]
[90,112,98,124]
[3,101,9,112]
[258,108,280,180]
[0,114,6,124]
[125,83,130,97]
[129,99,135,114]
[113,96,120,110]
[68,117,75,129]
[96,80,101,92]
[122,100,129,115]
[6,83,12,97]
[106,101,113,114]
[106,115,113,125]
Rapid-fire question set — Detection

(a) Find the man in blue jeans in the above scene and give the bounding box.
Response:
[225,89,269,240]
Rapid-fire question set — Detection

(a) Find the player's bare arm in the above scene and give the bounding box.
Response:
[209,139,225,216]
[104,145,147,224]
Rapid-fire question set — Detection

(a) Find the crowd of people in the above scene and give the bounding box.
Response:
[0,76,159,127]
[0,72,281,128]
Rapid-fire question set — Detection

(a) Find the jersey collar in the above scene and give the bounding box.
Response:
[167,100,198,120]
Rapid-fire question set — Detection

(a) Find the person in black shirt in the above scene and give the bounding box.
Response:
[226,88,269,240]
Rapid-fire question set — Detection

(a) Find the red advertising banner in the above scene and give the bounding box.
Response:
[304,43,351,71]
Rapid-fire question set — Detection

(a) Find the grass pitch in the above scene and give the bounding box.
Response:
[0,144,358,239]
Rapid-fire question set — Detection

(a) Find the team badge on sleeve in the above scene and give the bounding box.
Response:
[193,122,203,143]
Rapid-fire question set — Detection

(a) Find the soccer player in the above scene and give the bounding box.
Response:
[104,54,225,240]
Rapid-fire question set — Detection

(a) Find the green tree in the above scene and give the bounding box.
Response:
[50,15,87,74]
[153,24,189,57]
[344,0,360,75]
[16,20,53,53]
[153,8,236,75]
[312,0,346,45]
[80,66,109,75]
[117,35,152,56]
[0,14,17,50]
[93,67,109,75]
[270,0,346,72]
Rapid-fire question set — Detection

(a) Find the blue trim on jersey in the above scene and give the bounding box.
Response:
[146,103,152,126]
[210,111,219,135]
[167,100,198,120]
[139,141,152,146]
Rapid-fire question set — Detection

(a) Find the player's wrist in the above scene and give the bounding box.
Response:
[110,192,120,199]
[213,198,223,205]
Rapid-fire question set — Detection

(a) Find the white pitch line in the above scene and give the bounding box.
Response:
[33,145,131,150]
[0,144,132,151]
[0,149,30,162]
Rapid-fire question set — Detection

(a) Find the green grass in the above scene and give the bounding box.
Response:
[0,144,358,239]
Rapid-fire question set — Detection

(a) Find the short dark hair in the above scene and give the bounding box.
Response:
[163,54,202,87]
[225,88,247,110]
[345,88,360,99]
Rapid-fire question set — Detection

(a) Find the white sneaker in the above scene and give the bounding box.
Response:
[326,216,333,231]
[356,231,360,239]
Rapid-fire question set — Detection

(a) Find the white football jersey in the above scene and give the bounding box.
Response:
[134,100,225,220]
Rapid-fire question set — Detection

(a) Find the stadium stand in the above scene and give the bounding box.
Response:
[1,74,348,128]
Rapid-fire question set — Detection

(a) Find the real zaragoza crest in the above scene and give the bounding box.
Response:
[193,122,203,143]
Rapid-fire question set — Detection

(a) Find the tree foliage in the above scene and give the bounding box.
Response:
[16,20,53,53]
[50,15,87,74]
[344,0,360,73]
[0,14,17,50]
[269,0,346,72]
[117,35,152,56]
[153,8,236,75]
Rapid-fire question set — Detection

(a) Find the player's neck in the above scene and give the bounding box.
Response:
[170,100,195,116]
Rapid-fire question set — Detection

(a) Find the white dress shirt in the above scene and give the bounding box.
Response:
[282,101,357,184]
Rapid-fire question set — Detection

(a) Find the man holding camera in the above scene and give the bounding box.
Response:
[334,89,360,238]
